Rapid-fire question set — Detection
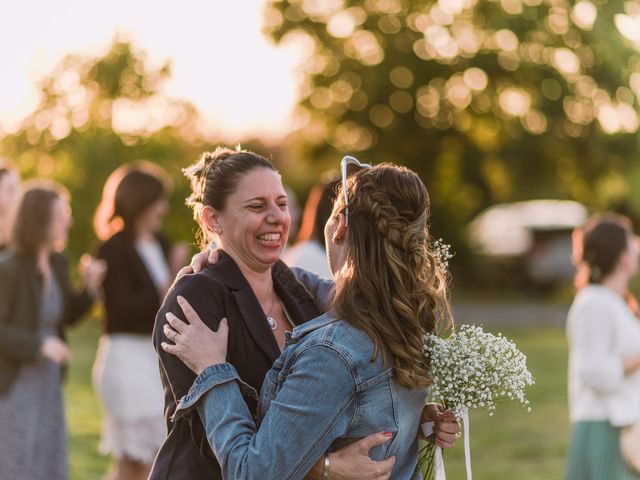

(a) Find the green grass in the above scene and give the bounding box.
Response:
[65,322,570,480]
[65,320,109,480]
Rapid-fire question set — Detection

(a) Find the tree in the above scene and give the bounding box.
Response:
[265,0,640,269]
[1,37,209,256]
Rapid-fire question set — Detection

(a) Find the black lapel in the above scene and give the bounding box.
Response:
[233,286,281,363]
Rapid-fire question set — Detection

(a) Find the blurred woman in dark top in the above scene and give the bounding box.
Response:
[0,160,21,252]
[0,180,104,480]
[92,162,188,480]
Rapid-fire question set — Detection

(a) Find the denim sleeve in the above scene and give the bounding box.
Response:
[179,344,357,480]
[290,267,335,313]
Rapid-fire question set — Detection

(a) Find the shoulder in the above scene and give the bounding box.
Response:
[97,232,130,257]
[163,265,229,310]
[273,261,315,303]
[295,314,377,367]
[572,286,625,316]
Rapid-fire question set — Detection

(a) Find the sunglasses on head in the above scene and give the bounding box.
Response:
[340,155,372,226]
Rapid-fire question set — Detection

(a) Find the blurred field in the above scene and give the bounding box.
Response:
[64,319,569,480]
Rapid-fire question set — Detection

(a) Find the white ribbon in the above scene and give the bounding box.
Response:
[421,422,446,479]
[462,410,472,480]
[420,409,472,480]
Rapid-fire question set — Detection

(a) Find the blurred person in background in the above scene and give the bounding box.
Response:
[92,162,188,480]
[283,173,339,279]
[0,159,21,252]
[0,180,105,480]
[566,213,640,479]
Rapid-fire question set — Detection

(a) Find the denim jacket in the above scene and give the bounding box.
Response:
[174,312,429,480]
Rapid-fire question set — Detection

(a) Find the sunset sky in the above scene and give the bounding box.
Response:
[0,0,305,139]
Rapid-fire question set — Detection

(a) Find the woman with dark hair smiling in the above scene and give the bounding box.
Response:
[0,180,104,480]
[92,162,188,480]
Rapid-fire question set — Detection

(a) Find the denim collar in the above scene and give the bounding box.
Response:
[291,312,339,342]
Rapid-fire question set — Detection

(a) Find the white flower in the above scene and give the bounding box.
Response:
[424,324,535,419]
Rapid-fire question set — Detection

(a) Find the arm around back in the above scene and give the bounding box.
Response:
[180,343,358,480]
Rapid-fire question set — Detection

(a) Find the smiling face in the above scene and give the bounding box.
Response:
[208,167,290,272]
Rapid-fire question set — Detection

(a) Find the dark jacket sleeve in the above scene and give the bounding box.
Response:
[0,261,41,363]
[52,252,94,328]
[153,271,227,458]
[99,237,161,325]
[154,272,227,403]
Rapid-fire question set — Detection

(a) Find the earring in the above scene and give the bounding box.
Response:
[214,227,222,234]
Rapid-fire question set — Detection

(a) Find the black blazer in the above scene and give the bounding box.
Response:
[150,251,321,480]
[0,250,93,395]
[98,231,171,335]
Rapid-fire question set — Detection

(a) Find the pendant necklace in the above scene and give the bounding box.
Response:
[265,291,278,330]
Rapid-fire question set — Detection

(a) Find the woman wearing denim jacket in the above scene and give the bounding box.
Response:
[162,161,452,479]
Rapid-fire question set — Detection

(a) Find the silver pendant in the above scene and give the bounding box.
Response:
[266,315,277,330]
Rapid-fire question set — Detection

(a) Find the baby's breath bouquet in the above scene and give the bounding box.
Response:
[420,324,535,480]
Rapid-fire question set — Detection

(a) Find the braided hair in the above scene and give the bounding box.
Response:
[331,163,452,389]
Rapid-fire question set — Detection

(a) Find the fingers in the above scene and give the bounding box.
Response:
[435,431,458,449]
[175,265,194,282]
[163,324,180,343]
[353,432,394,453]
[434,420,461,449]
[160,341,180,357]
[217,317,229,335]
[177,296,203,325]
[437,419,461,435]
[421,403,441,423]
[165,312,188,334]
[207,249,219,265]
[374,456,396,477]
[190,253,204,273]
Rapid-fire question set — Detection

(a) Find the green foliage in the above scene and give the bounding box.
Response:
[1,38,209,257]
[265,0,640,261]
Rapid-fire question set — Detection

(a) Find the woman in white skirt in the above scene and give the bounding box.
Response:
[92,162,187,480]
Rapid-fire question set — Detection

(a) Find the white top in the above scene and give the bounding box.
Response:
[566,285,640,426]
[283,240,332,280]
[135,238,171,291]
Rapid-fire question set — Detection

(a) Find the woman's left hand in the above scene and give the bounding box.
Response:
[161,295,228,375]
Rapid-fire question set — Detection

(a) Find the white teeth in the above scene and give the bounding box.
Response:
[258,233,281,242]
